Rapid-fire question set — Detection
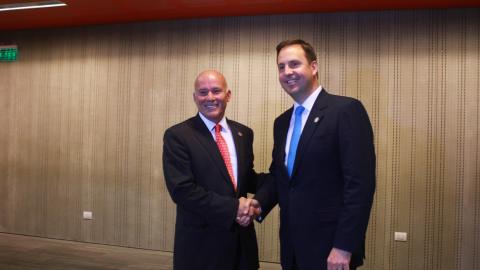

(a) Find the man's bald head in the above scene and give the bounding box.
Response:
[194,70,228,90]
[193,70,231,123]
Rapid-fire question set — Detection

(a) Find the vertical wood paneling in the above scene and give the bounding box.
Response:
[1,8,479,269]
[470,10,480,270]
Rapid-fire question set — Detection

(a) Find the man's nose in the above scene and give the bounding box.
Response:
[206,91,215,100]
[284,66,293,75]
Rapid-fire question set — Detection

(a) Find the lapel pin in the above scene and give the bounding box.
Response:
[314,117,320,123]
[238,132,243,136]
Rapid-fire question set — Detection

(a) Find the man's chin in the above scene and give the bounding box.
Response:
[283,87,298,96]
[204,112,222,122]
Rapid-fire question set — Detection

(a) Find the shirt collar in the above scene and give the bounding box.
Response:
[293,85,323,112]
[198,112,229,132]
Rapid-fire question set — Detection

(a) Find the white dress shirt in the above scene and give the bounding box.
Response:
[199,113,238,185]
[284,86,323,166]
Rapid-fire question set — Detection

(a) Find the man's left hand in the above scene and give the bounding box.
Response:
[327,247,351,270]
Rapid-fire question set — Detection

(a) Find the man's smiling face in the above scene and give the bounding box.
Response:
[277,44,318,104]
[193,71,231,123]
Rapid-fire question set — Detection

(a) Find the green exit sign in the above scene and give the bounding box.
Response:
[0,45,18,61]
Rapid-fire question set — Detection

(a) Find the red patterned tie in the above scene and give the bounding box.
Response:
[215,124,236,191]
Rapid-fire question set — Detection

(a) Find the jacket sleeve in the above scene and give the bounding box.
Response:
[333,99,376,252]
[253,119,282,222]
[241,127,268,195]
[253,173,277,222]
[163,128,238,229]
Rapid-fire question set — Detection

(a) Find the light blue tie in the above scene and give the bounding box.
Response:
[287,105,305,177]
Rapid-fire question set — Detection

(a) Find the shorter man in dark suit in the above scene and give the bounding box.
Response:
[163,70,261,270]
[243,39,376,270]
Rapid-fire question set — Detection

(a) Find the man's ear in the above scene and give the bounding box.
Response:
[311,60,319,77]
[226,89,232,102]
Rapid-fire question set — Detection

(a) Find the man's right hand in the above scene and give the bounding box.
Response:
[236,198,261,227]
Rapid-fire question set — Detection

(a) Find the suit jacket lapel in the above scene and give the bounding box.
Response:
[277,108,293,180]
[228,119,243,195]
[192,115,233,188]
[291,90,328,178]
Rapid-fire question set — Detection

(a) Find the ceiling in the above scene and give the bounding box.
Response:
[0,0,478,31]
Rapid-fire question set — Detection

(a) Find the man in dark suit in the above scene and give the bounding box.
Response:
[251,39,376,270]
[163,70,260,270]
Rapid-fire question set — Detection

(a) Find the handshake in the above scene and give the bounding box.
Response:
[236,197,262,227]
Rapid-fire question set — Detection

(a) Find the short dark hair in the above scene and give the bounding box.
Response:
[276,39,317,63]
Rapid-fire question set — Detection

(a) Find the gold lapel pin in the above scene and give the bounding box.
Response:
[314,117,320,123]
[238,132,243,136]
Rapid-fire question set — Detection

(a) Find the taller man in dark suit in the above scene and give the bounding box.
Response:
[252,39,376,270]
[163,70,260,270]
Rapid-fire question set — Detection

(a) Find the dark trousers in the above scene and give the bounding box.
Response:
[292,264,357,270]
[234,237,258,270]
[234,251,251,270]
[291,259,357,270]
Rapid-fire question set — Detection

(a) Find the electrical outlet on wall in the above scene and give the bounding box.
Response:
[83,211,93,220]
[394,232,407,241]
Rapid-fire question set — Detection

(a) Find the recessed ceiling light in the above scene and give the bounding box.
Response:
[0,0,67,12]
